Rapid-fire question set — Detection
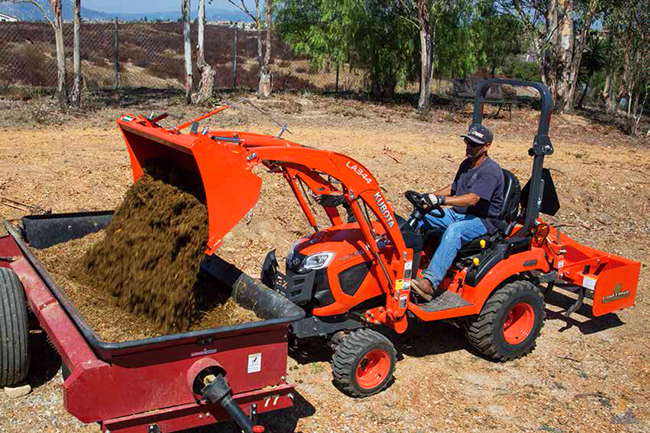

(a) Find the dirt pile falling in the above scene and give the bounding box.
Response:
[79,167,209,332]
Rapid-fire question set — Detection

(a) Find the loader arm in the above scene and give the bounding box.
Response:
[117,111,413,330]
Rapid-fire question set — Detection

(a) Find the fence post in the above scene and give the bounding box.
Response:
[335,62,339,92]
[233,24,238,89]
[113,17,119,90]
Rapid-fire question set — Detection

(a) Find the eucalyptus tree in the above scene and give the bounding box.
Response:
[6,0,68,109]
[495,0,602,112]
[226,0,274,97]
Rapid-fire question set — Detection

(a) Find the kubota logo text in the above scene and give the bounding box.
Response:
[346,161,372,184]
[374,192,395,228]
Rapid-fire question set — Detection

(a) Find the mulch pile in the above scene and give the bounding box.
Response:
[32,166,260,341]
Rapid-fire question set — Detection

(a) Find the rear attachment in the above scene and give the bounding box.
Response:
[546,226,640,317]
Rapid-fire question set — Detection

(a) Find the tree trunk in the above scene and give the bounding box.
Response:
[577,74,591,108]
[541,0,559,92]
[554,0,574,112]
[70,0,81,109]
[257,0,273,98]
[197,0,205,71]
[192,0,216,104]
[559,0,599,113]
[182,0,192,104]
[416,0,432,113]
[606,73,618,111]
[50,0,67,110]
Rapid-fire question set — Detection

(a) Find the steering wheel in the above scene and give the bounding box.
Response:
[405,190,445,219]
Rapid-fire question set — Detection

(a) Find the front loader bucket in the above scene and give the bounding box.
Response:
[117,115,262,254]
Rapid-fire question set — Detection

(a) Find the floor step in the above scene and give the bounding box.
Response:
[419,290,473,313]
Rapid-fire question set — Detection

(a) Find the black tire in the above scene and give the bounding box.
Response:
[466,279,545,361]
[0,268,30,386]
[331,328,396,397]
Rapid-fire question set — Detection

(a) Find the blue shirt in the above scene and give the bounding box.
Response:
[451,157,504,233]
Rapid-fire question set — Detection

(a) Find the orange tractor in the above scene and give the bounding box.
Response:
[118,79,640,398]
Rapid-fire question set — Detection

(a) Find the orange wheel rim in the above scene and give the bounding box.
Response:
[503,302,535,345]
[355,349,390,389]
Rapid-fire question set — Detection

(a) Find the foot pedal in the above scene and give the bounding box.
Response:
[419,291,472,313]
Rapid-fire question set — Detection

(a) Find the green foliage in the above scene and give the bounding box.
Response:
[579,33,606,85]
[500,58,541,82]
[429,0,482,79]
[275,0,542,95]
[275,0,415,97]
[474,3,524,75]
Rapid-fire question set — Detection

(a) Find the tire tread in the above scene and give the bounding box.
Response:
[0,268,29,386]
[466,279,545,361]
[331,328,395,397]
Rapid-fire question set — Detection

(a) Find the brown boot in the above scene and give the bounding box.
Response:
[411,278,434,302]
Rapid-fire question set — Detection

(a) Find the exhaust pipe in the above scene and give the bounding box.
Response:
[201,374,265,433]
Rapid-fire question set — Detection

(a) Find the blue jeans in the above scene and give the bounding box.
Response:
[418,209,488,289]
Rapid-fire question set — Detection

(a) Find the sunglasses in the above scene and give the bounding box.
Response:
[464,138,485,148]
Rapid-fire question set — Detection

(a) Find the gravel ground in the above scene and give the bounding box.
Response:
[0,92,648,433]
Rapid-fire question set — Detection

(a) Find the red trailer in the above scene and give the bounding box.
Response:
[0,215,305,433]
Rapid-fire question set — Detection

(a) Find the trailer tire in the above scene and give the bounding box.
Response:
[0,268,30,386]
[332,328,395,397]
[466,279,545,361]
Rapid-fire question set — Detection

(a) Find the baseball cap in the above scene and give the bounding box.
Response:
[461,124,493,145]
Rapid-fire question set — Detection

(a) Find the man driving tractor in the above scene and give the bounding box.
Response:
[411,124,504,301]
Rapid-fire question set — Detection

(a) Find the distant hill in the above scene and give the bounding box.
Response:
[0,0,251,22]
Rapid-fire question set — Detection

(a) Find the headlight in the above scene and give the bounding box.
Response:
[298,252,335,272]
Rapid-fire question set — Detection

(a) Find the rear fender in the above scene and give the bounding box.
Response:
[462,247,549,311]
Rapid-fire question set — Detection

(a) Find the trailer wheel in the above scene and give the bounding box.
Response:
[332,328,395,397]
[466,279,545,361]
[0,268,30,386]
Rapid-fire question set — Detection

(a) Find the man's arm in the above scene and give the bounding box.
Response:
[430,172,499,209]
[442,193,480,207]
[434,184,452,196]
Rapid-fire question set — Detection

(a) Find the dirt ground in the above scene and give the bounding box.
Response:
[0,92,648,433]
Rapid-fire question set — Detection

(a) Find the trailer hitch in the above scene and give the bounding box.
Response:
[201,374,265,433]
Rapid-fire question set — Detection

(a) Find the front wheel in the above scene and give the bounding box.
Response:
[465,279,545,361]
[331,328,396,397]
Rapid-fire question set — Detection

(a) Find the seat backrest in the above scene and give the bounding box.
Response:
[500,169,521,224]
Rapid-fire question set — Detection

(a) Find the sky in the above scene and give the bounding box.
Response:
[81,0,250,14]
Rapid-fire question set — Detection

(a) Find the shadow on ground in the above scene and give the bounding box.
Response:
[544,289,624,334]
[27,327,62,389]
[89,88,184,108]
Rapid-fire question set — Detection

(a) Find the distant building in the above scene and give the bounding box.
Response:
[0,13,18,22]
[208,20,256,30]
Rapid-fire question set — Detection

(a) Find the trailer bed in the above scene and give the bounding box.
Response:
[1,214,304,433]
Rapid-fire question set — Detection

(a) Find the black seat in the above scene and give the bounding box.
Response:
[455,169,521,257]
[395,214,424,270]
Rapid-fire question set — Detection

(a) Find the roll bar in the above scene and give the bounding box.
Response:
[469,79,554,236]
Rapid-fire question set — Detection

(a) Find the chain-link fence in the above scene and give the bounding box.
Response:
[0,21,365,94]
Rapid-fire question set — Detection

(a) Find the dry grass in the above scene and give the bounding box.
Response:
[0,93,648,432]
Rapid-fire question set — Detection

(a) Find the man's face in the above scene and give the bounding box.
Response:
[465,137,490,159]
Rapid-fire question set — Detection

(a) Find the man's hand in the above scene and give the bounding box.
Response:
[422,194,445,208]
[420,194,445,208]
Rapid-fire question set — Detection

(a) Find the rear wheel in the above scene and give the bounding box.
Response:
[0,268,30,386]
[466,279,545,361]
[331,328,396,397]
